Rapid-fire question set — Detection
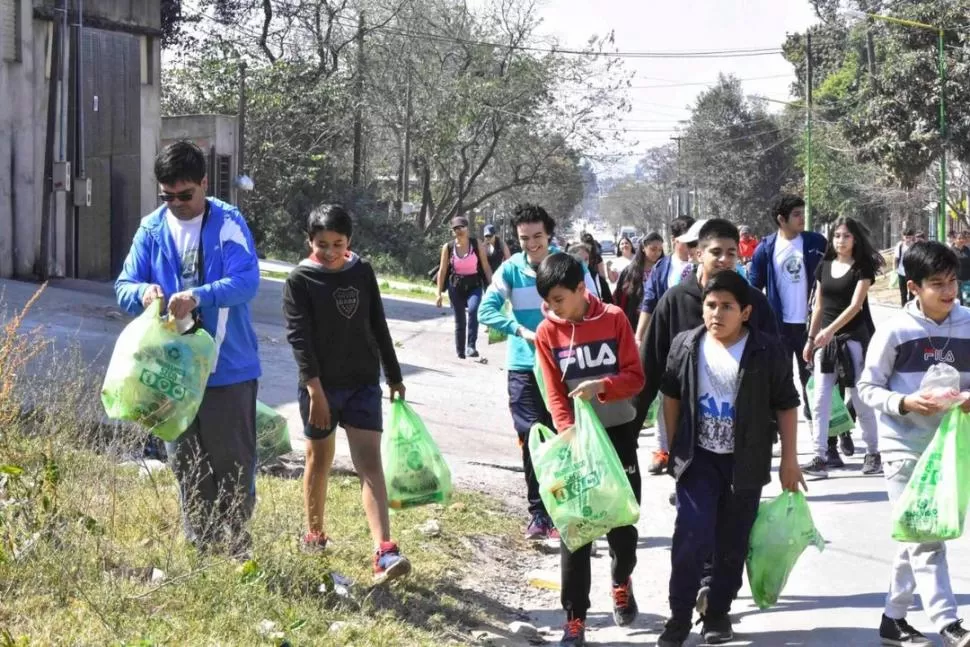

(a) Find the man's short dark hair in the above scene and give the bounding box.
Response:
[903,241,959,285]
[771,195,805,226]
[698,218,740,247]
[903,228,916,237]
[670,216,695,240]
[536,252,584,299]
[307,203,353,239]
[154,141,207,186]
[513,203,556,236]
[703,269,751,309]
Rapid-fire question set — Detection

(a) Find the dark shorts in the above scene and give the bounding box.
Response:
[297,384,383,439]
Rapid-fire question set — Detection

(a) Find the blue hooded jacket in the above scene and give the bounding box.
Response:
[748,231,827,330]
[115,198,262,387]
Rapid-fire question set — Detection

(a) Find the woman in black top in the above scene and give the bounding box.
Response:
[801,216,884,479]
[483,223,510,273]
[613,232,664,329]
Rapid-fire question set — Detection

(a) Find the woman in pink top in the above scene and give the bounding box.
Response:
[435,216,493,359]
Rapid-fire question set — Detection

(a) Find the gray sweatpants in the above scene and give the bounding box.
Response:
[883,456,959,632]
[165,379,258,550]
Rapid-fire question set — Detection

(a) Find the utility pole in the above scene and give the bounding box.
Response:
[351,12,365,189]
[671,136,685,217]
[237,61,247,205]
[401,65,413,213]
[805,31,814,230]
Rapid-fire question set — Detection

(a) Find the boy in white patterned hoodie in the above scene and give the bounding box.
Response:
[858,241,970,647]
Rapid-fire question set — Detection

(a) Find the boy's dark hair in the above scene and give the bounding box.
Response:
[513,203,556,236]
[698,218,740,246]
[307,203,353,239]
[154,141,206,186]
[536,252,584,299]
[670,216,695,240]
[771,195,805,226]
[903,241,959,285]
[903,228,916,237]
[703,269,751,309]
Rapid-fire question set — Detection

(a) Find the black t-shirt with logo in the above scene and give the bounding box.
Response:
[283,256,403,389]
[815,260,876,343]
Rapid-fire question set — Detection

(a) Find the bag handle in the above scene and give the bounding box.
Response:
[527,422,557,458]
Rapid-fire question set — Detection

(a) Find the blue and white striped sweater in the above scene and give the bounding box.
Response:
[478,249,598,372]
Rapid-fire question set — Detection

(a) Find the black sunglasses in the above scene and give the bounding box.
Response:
[452,225,467,232]
[158,189,195,203]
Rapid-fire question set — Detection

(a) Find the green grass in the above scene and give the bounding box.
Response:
[0,424,518,646]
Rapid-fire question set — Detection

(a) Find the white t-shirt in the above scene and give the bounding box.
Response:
[697,332,748,454]
[772,235,808,324]
[896,242,910,276]
[166,211,204,289]
[667,256,691,290]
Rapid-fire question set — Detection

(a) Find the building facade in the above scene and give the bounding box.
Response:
[0,0,161,280]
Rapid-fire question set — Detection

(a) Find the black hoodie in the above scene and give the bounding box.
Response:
[283,253,403,389]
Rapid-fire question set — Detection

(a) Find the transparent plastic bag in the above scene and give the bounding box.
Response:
[529,398,640,551]
[255,401,291,463]
[746,492,825,609]
[383,400,453,509]
[101,301,216,441]
[919,364,969,408]
[892,409,970,542]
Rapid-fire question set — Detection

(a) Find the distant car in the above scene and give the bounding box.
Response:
[599,239,616,255]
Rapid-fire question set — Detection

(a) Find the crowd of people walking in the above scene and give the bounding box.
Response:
[114,141,969,647]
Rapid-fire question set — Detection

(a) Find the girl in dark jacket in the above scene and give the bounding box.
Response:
[614,232,664,329]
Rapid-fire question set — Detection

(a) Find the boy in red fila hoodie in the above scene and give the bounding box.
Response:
[534,252,646,647]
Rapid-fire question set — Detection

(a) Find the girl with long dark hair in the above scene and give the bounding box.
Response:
[801,216,884,479]
[613,233,664,329]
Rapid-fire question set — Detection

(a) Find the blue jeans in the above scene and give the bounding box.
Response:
[447,283,481,356]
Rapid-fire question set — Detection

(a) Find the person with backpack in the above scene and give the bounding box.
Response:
[435,217,493,359]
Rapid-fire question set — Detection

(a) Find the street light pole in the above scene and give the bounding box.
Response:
[938,28,947,240]
[805,31,814,230]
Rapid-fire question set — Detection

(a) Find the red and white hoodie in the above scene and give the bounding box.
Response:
[535,293,645,432]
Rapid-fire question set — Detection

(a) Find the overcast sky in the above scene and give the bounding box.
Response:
[536,0,819,174]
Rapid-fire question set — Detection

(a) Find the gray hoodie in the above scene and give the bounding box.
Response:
[857,300,970,458]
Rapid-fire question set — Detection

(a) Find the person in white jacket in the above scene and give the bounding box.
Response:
[857,241,970,647]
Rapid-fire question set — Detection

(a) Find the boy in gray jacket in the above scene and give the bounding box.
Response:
[858,241,970,647]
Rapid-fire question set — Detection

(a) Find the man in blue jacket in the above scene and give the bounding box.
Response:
[116,141,262,555]
[748,195,826,424]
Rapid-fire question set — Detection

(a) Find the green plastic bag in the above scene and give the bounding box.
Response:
[806,376,853,437]
[889,273,899,289]
[256,401,291,463]
[487,303,513,344]
[891,409,970,543]
[746,491,825,609]
[528,398,640,552]
[101,301,216,442]
[382,400,453,510]
[644,397,659,428]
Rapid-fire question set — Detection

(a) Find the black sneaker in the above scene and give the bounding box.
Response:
[825,446,845,468]
[879,614,932,645]
[942,620,970,647]
[839,432,856,457]
[466,348,480,358]
[657,617,692,647]
[701,613,734,644]
[802,456,829,479]
[558,618,586,647]
[863,452,884,475]
[612,579,638,627]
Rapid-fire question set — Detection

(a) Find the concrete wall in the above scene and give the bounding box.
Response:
[0,1,46,278]
[162,114,239,204]
[35,0,161,30]
[139,34,159,218]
